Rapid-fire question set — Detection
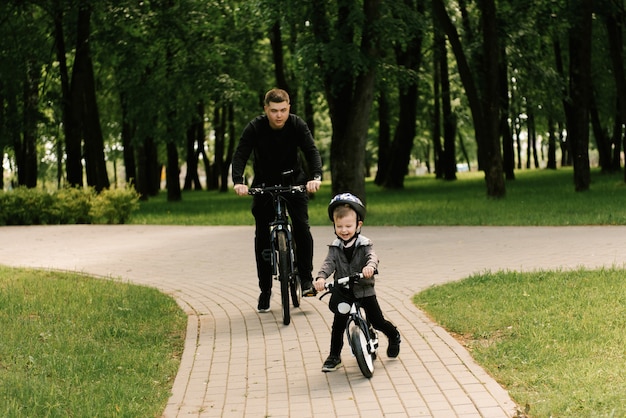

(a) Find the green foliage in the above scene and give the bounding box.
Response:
[0,266,186,417]
[53,187,97,224]
[131,168,626,226]
[414,267,626,417]
[0,187,140,226]
[89,187,141,224]
[0,187,55,225]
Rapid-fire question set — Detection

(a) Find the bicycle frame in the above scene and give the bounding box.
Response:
[323,273,379,378]
[248,184,306,325]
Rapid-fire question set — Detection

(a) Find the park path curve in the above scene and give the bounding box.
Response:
[2,225,626,417]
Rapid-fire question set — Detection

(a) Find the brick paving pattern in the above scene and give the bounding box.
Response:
[2,225,626,417]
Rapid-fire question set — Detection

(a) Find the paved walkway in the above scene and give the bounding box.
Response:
[2,225,626,417]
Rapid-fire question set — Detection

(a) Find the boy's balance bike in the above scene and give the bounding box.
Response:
[323,273,379,378]
[248,184,305,325]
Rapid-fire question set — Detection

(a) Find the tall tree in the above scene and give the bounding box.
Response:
[566,0,593,191]
[379,0,426,189]
[309,0,382,200]
[432,0,505,197]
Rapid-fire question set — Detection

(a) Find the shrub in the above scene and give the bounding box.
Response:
[0,186,140,225]
[89,187,140,224]
[0,187,55,225]
[53,187,96,224]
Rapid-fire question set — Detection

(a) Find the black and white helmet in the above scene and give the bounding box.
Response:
[327,193,366,222]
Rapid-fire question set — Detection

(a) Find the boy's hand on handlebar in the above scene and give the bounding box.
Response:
[306,179,321,193]
[234,184,248,196]
[362,266,375,279]
[314,277,327,292]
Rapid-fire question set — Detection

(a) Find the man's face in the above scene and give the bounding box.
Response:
[264,101,290,130]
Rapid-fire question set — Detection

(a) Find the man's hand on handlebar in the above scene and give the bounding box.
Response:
[234,183,248,196]
[306,179,321,194]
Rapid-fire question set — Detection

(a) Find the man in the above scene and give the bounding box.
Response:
[232,88,323,312]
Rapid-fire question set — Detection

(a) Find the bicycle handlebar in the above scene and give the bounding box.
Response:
[248,184,307,195]
[329,273,364,289]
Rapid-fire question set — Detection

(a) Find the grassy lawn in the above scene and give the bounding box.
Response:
[2,167,625,417]
[414,268,626,417]
[132,167,626,226]
[0,267,186,417]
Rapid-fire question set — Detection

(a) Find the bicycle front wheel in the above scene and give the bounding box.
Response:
[277,230,291,325]
[350,324,375,378]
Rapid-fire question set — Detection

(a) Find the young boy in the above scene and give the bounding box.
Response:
[314,193,401,372]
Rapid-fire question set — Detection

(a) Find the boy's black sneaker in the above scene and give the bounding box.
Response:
[387,331,401,358]
[257,291,271,313]
[301,280,317,297]
[322,355,342,372]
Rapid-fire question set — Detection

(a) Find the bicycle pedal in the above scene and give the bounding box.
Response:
[262,249,272,262]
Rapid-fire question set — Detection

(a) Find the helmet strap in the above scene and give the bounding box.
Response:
[334,226,361,247]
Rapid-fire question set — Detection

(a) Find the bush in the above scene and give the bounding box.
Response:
[89,187,140,224]
[0,186,140,226]
[52,187,96,224]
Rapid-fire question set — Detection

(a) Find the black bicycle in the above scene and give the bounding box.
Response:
[248,183,306,325]
[322,273,379,378]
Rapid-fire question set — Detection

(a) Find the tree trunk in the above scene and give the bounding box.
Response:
[440,31,456,181]
[432,27,443,179]
[381,0,424,188]
[166,141,181,201]
[479,0,505,197]
[183,102,203,191]
[53,0,82,187]
[135,136,160,199]
[589,92,613,172]
[499,45,515,180]
[311,0,382,200]
[604,12,626,176]
[432,0,505,197]
[546,117,557,169]
[120,92,137,186]
[221,103,235,193]
[568,0,592,191]
[20,60,39,187]
[374,90,391,186]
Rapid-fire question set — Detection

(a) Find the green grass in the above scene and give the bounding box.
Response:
[414,268,626,417]
[0,266,186,417]
[131,167,626,226]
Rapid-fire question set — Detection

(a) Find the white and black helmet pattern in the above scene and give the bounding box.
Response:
[327,192,366,222]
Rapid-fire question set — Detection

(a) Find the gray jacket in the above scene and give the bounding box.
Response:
[316,234,379,298]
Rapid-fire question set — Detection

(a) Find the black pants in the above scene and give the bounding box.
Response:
[329,295,397,357]
[252,192,313,293]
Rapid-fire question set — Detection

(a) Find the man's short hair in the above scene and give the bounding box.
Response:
[264,88,290,105]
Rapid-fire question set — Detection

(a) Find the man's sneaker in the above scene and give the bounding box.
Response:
[322,355,342,372]
[257,291,271,313]
[387,331,401,358]
[301,280,317,297]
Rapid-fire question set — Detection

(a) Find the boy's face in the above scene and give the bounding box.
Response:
[333,210,362,242]
[264,101,290,130]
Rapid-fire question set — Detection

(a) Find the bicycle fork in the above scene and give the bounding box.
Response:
[264,224,298,280]
[347,306,379,355]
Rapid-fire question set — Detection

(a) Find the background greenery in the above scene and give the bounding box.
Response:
[0,186,139,225]
[132,168,626,226]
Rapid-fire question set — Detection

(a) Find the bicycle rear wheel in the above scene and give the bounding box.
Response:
[277,230,291,325]
[290,272,301,308]
[350,324,375,378]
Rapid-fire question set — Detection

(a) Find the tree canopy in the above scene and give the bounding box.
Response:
[1,0,623,200]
